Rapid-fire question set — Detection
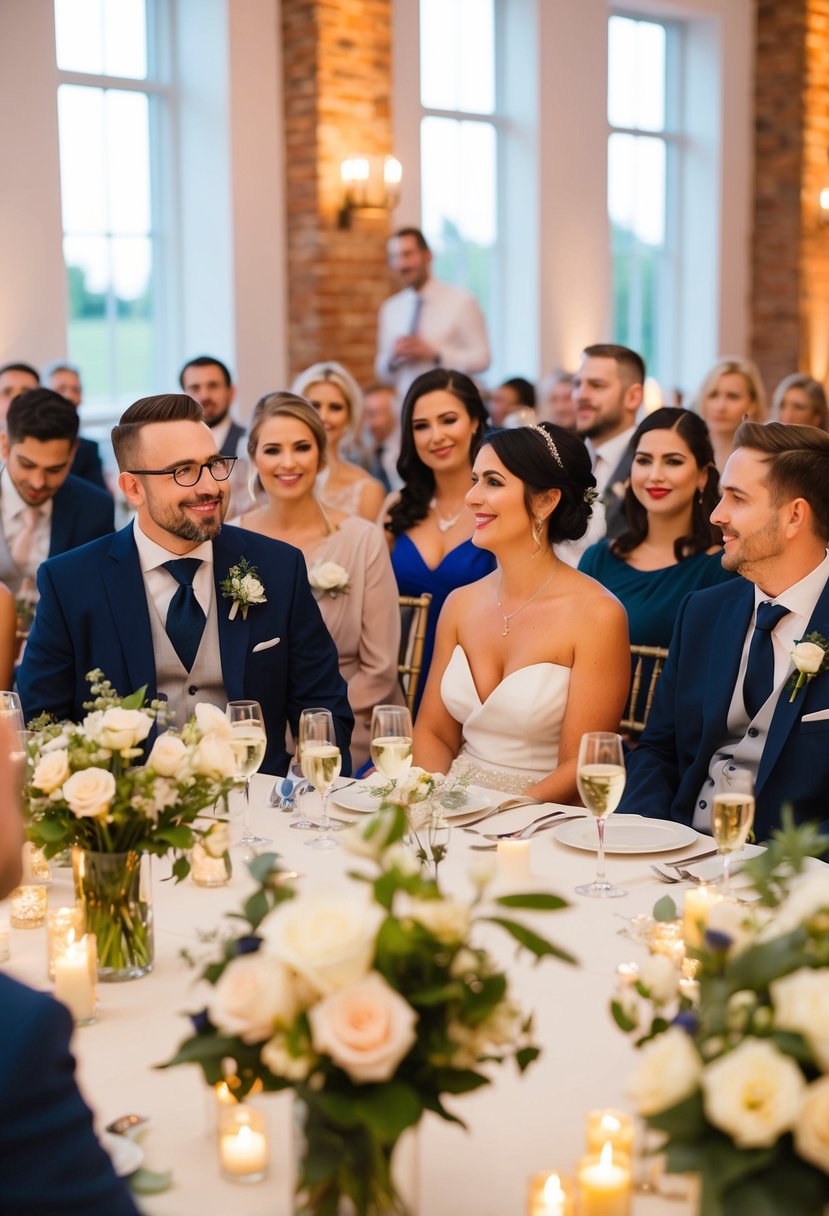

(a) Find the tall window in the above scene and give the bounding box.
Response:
[54,0,169,413]
[608,12,682,387]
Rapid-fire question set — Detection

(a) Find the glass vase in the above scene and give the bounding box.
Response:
[72,848,154,981]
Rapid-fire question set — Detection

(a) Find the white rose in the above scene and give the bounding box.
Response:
[760,871,829,940]
[61,767,117,819]
[147,733,188,778]
[400,895,470,944]
[41,732,70,753]
[192,734,237,780]
[194,703,233,739]
[342,811,396,861]
[394,768,434,804]
[702,1038,805,1147]
[639,953,679,1005]
[627,1027,702,1116]
[771,969,829,1071]
[706,900,757,955]
[207,954,298,1044]
[204,821,230,857]
[85,707,153,751]
[308,560,349,592]
[264,891,383,996]
[261,1034,312,1081]
[791,641,826,675]
[240,573,266,603]
[794,1075,829,1171]
[308,972,417,1083]
[31,748,70,794]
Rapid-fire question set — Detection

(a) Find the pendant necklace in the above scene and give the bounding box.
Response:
[430,497,464,533]
[497,565,558,637]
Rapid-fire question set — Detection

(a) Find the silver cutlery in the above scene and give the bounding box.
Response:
[464,810,571,841]
[667,847,719,869]
[453,806,502,829]
[106,1114,149,1137]
[650,864,683,883]
[468,814,585,849]
[496,794,543,811]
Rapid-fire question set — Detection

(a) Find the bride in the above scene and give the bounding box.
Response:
[413,422,630,803]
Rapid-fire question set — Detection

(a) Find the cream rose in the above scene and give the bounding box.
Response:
[308,971,417,1083]
[791,641,826,675]
[194,702,233,739]
[771,968,829,1071]
[400,895,470,944]
[207,954,298,1044]
[794,1076,829,1171]
[702,1038,805,1147]
[760,872,829,940]
[61,767,116,819]
[204,821,230,858]
[265,892,383,996]
[240,573,266,603]
[192,734,237,780]
[639,954,679,1005]
[147,733,188,778]
[84,707,153,751]
[627,1027,702,1116]
[31,748,70,794]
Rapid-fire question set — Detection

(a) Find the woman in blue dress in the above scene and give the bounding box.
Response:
[579,407,735,652]
[383,369,495,716]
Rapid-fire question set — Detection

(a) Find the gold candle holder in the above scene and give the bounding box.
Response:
[648,919,685,965]
[9,884,47,929]
[191,842,232,888]
[577,1145,632,1216]
[585,1109,635,1157]
[46,904,86,980]
[217,1103,268,1183]
[526,1171,575,1214]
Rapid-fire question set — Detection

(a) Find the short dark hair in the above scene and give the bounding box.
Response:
[734,420,829,542]
[112,394,204,471]
[391,227,430,253]
[0,362,40,383]
[486,423,596,545]
[178,356,232,389]
[501,377,536,408]
[582,344,646,387]
[7,389,79,445]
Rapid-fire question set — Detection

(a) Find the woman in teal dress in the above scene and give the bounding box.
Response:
[579,408,735,651]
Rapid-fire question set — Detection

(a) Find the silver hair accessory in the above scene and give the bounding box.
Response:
[584,487,600,505]
[530,425,564,470]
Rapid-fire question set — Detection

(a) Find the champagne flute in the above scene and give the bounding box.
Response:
[712,767,755,890]
[299,709,341,851]
[0,691,25,735]
[226,700,270,847]
[370,704,413,783]
[290,708,339,831]
[575,731,627,899]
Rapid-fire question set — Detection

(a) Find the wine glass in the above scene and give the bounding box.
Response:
[290,708,340,832]
[574,732,627,899]
[299,709,341,851]
[712,767,755,890]
[226,700,270,847]
[370,704,413,784]
[0,691,25,735]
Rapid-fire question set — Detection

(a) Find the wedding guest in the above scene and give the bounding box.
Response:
[413,423,629,800]
[348,383,402,494]
[0,361,38,417]
[230,393,402,769]
[291,362,385,522]
[18,394,353,775]
[43,361,108,491]
[0,718,140,1215]
[383,371,495,717]
[579,408,734,652]
[180,355,249,515]
[488,377,536,429]
[771,373,828,431]
[621,421,829,839]
[537,370,577,430]
[694,356,767,472]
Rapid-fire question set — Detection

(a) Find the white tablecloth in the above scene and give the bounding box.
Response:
[3,779,708,1215]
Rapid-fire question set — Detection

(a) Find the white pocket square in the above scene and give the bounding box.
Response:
[252,637,281,653]
[801,708,829,722]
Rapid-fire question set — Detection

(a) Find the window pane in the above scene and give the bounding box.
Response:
[608,132,665,247]
[58,86,108,232]
[106,92,151,233]
[420,0,494,113]
[55,0,147,78]
[608,15,665,132]
[113,238,153,400]
[64,234,111,402]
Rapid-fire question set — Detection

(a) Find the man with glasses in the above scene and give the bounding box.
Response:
[18,394,353,775]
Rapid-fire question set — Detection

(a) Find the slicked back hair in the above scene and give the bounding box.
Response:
[734,420,829,541]
[581,344,646,388]
[111,394,204,471]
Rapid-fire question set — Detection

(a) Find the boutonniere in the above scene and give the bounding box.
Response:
[220,558,267,621]
[787,632,829,702]
[307,559,350,600]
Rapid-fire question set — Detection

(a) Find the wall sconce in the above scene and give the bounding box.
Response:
[338,155,402,229]
[820,149,829,223]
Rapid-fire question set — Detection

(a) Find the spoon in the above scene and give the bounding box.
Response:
[106,1114,149,1137]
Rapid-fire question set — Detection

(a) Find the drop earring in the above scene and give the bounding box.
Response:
[531,515,544,556]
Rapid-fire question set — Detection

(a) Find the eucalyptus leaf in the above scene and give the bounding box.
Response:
[653,894,678,922]
[483,916,577,965]
[494,892,568,911]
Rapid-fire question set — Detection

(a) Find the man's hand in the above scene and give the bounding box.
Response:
[392,335,438,364]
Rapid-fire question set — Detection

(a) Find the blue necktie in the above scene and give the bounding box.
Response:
[742,601,789,719]
[163,558,205,672]
[409,293,423,335]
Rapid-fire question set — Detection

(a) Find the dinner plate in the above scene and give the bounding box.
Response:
[100,1131,144,1177]
[553,815,698,854]
[331,780,490,818]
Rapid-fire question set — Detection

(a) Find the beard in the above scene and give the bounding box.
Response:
[148,490,228,543]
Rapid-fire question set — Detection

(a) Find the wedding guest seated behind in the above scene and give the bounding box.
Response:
[771,373,828,431]
[620,421,829,839]
[44,361,108,491]
[230,393,402,769]
[579,408,735,653]
[18,394,352,774]
[413,423,630,800]
[694,356,767,473]
[383,369,496,716]
[291,362,385,522]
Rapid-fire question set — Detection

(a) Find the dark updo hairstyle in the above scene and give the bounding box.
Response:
[386,368,489,538]
[486,422,597,544]
[612,406,721,561]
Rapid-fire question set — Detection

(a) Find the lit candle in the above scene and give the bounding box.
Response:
[54,934,97,1026]
[614,961,639,988]
[218,1105,268,1182]
[527,1170,575,1215]
[585,1110,635,1157]
[682,885,724,951]
[577,1143,631,1216]
[649,919,685,965]
[191,842,231,887]
[46,905,86,980]
[9,884,47,928]
[497,839,532,882]
[0,927,8,962]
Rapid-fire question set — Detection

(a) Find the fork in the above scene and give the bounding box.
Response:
[466,810,571,841]
[650,864,682,883]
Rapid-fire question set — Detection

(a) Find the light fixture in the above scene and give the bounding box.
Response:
[338,155,402,229]
[820,148,829,223]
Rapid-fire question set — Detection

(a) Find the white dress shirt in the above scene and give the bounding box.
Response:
[585,427,636,493]
[132,518,215,624]
[0,469,53,579]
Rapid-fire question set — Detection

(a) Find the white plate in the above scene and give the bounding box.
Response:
[331,780,490,819]
[553,815,698,854]
[100,1131,144,1177]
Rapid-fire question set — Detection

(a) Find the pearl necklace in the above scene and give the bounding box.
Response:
[497,566,558,637]
[430,497,464,533]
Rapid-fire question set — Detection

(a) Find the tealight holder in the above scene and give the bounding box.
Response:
[46,904,86,980]
[190,842,232,888]
[585,1109,635,1157]
[217,1103,268,1183]
[22,842,52,885]
[53,933,98,1026]
[9,884,47,928]
[648,919,685,965]
[577,1144,632,1216]
[526,1170,575,1214]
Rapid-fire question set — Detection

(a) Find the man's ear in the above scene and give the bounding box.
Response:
[118,470,144,507]
[0,433,9,463]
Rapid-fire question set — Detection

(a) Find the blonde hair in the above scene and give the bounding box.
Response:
[290,361,364,437]
[694,357,768,422]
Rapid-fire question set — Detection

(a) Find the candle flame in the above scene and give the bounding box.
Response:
[543,1173,565,1201]
[600,1141,614,1169]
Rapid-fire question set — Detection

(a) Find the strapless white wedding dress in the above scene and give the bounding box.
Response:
[440,644,571,794]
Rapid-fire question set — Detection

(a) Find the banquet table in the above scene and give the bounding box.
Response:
[2,777,722,1216]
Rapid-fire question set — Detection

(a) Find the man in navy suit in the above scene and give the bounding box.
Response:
[45,361,109,491]
[18,393,352,775]
[0,719,140,1214]
[621,421,829,840]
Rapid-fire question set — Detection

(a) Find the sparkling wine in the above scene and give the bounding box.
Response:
[577,763,626,818]
[370,735,413,780]
[301,743,342,794]
[229,729,267,779]
[712,794,755,851]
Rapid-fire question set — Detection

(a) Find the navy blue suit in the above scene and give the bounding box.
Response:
[48,473,114,555]
[621,576,829,840]
[0,974,139,1215]
[70,436,108,493]
[18,523,354,775]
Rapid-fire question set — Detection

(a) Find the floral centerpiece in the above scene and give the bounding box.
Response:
[613,815,829,1215]
[367,767,471,876]
[24,670,238,978]
[164,804,574,1215]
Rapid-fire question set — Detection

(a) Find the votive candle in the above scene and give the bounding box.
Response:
[9,884,47,928]
[649,919,685,964]
[22,842,52,884]
[682,885,723,950]
[46,905,86,980]
[218,1104,268,1182]
[577,1144,631,1216]
[497,839,532,882]
[526,1170,575,1215]
[585,1110,635,1157]
[191,842,231,887]
[54,934,98,1026]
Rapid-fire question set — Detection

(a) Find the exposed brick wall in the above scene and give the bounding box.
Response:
[282,0,394,388]
[801,0,829,382]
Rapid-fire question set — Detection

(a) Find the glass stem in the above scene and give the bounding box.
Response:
[595,817,607,887]
[242,779,251,835]
[318,787,330,842]
[721,849,731,891]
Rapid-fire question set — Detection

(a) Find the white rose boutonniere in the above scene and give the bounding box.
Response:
[221,558,267,621]
[788,632,829,703]
[308,559,350,600]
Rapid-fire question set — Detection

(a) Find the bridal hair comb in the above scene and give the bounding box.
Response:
[530,425,564,470]
[584,487,599,505]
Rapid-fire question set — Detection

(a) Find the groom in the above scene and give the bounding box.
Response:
[621,420,829,840]
[18,394,353,774]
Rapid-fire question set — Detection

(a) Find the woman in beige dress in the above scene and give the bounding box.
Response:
[230,393,402,768]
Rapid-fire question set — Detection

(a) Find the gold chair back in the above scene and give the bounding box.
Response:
[398,594,432,715]
[621,644,670,737]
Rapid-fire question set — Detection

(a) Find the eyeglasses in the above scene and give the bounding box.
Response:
[127,457,237,487]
